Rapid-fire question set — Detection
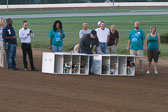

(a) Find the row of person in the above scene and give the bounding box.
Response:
[0,18,161,75]
[0,18,38,71]
[48,20,160,75]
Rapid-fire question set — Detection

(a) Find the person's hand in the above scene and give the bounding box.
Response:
[27,32,31,36]
[58,29,62,33]
[12,36,16,39]
[100,52,104,55]
[127,46,130,51]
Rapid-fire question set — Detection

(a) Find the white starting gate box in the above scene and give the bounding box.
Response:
[42,52,136,76]
[42,52,90,75]
[92,54,136,76]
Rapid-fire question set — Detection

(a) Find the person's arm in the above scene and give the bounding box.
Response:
[115,31,119,46]
[59,29,65,39]
[146,34,149,46]
[107,35,110,44]
[143,31,146,51]
[30,33,35,38]
[49,38,52,51]
[30,30,35,38]
[19,29,28,39]
[79,30,83,39]
[97,46,103,54]
[127,40,130,51]
[95,37,103,54]
[2,28,16,40]
[127,32,131,51]
[157,33,161,51]
[73,44,80,52]
[48,29,53,51]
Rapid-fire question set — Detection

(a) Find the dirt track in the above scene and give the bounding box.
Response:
[0,48,168,112]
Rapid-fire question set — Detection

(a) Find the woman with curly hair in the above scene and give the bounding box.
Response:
[48,20,65,52]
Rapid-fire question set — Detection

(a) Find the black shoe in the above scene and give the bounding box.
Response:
[31,67,39,71]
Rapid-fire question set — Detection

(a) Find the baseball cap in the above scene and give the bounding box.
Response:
[91,30,97,37]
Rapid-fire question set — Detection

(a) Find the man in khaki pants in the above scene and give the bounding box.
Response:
[0,18,5,68]
[127,21,146,74]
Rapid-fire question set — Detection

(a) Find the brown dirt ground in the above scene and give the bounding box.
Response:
[0,48,168,112]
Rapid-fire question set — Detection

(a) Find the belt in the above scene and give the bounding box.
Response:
[22,43,31,45]
[99,42,106,44]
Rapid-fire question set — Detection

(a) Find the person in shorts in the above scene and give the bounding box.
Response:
[146,26,161,75]
[127,21,146,74]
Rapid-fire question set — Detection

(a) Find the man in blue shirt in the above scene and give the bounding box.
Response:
[127,21,146,74]
[2,18,18,70]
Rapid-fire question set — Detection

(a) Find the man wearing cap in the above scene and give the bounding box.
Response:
[95,21,110,54]
[80,30,103,74]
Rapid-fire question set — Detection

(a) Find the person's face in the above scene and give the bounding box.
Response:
[101,22,105,29]
[0,19,5,26]
[134,22,139,29]
[83,23,88,29]
[56,23,60,29]
[7,20,13,26]
[110,27,116,32]
[23,22,28,29]
[151,28,156,34]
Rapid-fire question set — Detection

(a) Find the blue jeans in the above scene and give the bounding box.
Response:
[80,50,93,74]
[51,45,63,52]
[4,43,17,69]
[97,43,107,54]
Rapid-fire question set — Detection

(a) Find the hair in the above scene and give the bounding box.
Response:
[150,26,157,32]
[134,21,140,25]
[53,20,63,31]
[6,18,12,23]
[110,25,116,30]
[82,22,88,25]
[23,20,27,24]
[0,18,5,26]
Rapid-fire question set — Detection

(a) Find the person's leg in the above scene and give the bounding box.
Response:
[87,51,93,74]
[51,45,58,52]
[112,45,117,54]
[106,46,111,54]
[153,50,159,75]
[27,44,35,70]
[147,50,152,74]
[89,55,93,74]
[138,50,144,74]
[0,41,5,67]
[21,44,28,69]
[12,44,17,69]
[103,43,107,54]
[5,43,13,69]
[58,46,63,52]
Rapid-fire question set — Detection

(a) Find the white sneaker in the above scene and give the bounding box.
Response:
[154,70,158,75]
[146,70,150,75]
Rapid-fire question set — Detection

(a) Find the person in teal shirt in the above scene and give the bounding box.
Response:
[127,21,146,74]
[48,20,65,52]
[146,26,161,75]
